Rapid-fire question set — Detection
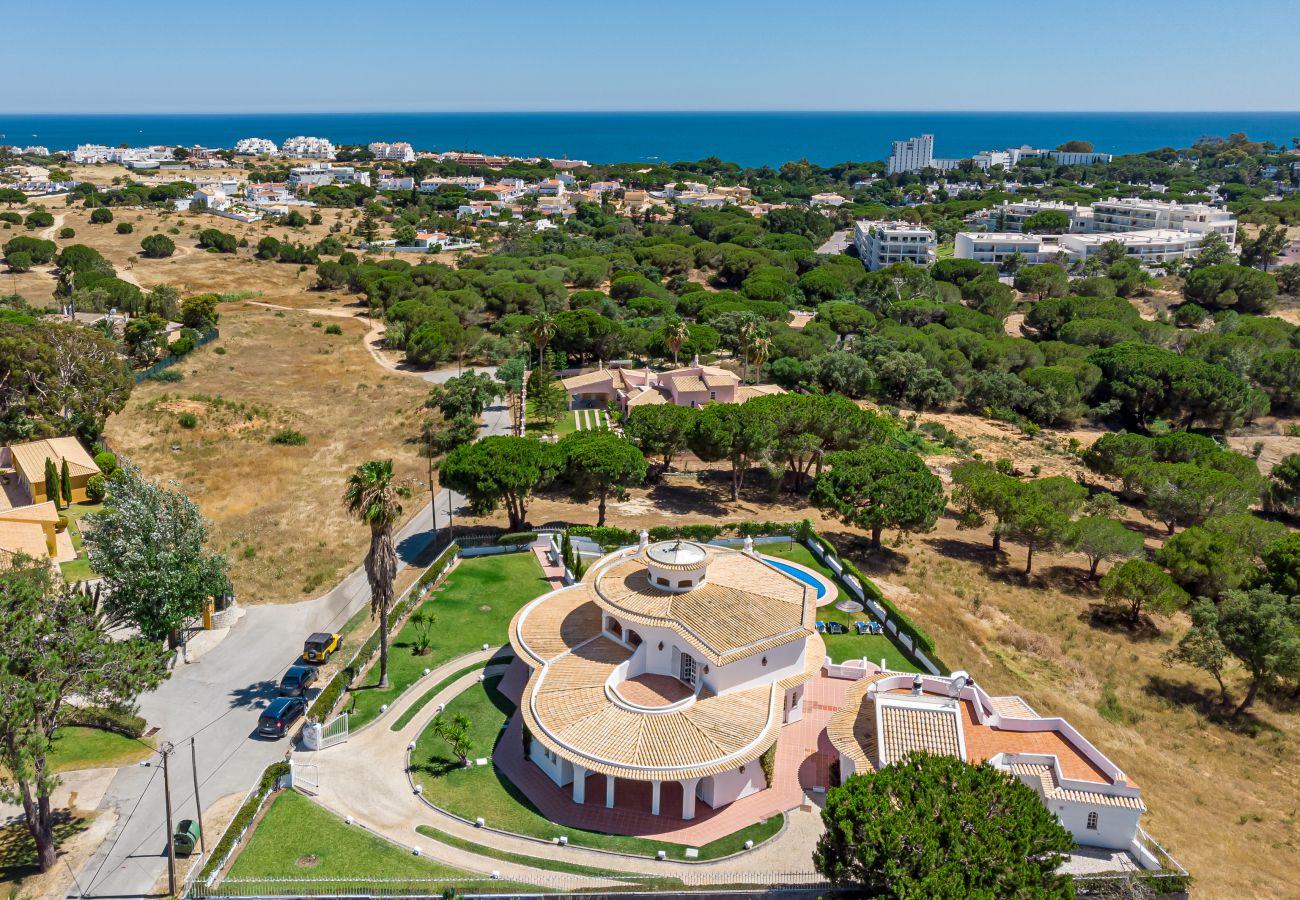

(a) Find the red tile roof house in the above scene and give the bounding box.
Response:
[561,359,783,414]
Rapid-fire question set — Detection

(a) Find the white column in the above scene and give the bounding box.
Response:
[605,774,615,809]
[651,780,661,816]
[572,764,586,804]
[681,778,699,820]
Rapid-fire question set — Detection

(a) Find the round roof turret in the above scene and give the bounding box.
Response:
[643,540,712,571]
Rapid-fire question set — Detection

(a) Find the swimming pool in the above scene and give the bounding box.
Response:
[764,558,827,600]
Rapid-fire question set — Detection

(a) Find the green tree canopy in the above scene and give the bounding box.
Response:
[1100,559,1189,626]
[814,753,1075,899]
[558,431,647,526]
[624,404,697,470]
[439,436,562,531]
[812,447,945,549]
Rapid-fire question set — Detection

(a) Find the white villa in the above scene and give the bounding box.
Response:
[508,537,822,819]
[828,668,1149,855]
[234,137,278,155]
[281,136,336,159]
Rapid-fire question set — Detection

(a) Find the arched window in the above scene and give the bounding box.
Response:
[1086,812,1099,830]
[626,630,643,647]
[607,618,623,640]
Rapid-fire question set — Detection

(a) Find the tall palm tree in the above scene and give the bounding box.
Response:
[737,320,760,385]
[664,318,690,365]
[746,335,772,385]
[528,310,556,374]
[343,460,403,689]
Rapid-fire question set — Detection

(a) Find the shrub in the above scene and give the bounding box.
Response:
[198,761,291,879]
[63,705,147,738]
[24,211,54,229]
[149,369,184,383]
[2,235,57,264]
[85,474,108,502]
[116,222,134,234]
[497,531,538,545]
[5,251,33,273]
[90,208,114,224]
[140,234,176,258]
[198,228,237,253]
[324,323,342,335]
[178,412,198,428]
[93,450,117,471]
[55,515,69,532]
[269,428,307,446]
[0,212,21,225]
[214,346,227,355]
[58,227,75,239]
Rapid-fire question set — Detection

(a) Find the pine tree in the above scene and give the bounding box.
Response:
[60,458,72,505]
[44,458,61,510]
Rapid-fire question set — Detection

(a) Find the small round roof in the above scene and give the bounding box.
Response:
[645,540,708,567]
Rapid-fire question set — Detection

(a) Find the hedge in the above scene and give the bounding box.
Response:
[571,519,813,551]
[497,531,538,546]
[63,705,146,738]
[199,761,290,879]
[835,552,937,657]
[309,542,460,722]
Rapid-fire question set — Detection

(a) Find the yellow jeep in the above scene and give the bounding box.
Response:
[302,631,340,664]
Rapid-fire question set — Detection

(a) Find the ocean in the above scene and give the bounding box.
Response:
[3,111,1300,168]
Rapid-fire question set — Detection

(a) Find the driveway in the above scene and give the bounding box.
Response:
[815,229,851,255]
[70,396,513,899]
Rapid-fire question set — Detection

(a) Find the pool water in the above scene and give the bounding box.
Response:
[763,558,827,600]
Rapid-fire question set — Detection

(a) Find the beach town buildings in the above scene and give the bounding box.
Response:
[280,136,336,159]
[2,145,50,157]
[234,137,278,156]
[888,136,1113,175]
[955,228,1211,269]
[287,164,370,189]
[853,220,938,271]
[887,135,941,175]
[971,197,1237,244]
[368,141,416,162]
[378,175,415,191]
[827,667,1147,853]
[508,537,822,819]
[562,360,783,413]
[809,192,847,207]
[70,144,172,166]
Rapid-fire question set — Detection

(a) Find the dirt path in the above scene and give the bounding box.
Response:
[38,211,66,239]
[246,301,399,374]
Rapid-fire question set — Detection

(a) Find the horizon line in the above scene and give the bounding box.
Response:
[5,109,1300,117]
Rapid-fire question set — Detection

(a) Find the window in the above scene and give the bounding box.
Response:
[656,576,669,586]
[1086,812,1099,830]
[677,579,692,588]
[680,652,696,686]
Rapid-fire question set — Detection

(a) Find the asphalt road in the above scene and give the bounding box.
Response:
[70,388,513,899]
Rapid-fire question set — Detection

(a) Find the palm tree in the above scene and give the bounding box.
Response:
[343,460,403,689]
[664,317,690,365]
[737,320,760,385]
[746,335,772,384]
[528,310,556,374]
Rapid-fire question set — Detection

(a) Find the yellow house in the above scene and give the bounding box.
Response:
[5,437,101,505]
[0,501,60,562]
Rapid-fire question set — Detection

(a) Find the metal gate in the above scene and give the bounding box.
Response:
[291,761,321,795]
[320,712,349,748]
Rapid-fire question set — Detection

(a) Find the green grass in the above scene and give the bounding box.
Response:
[58,500,103,582]
[391,661,492,732]
[411,676,783,861]
[415,824,684,886]
[524,398,577,437]
[345,554,549,729]
[760,543,921,673]
[228,789,536,892]
[47,726,153,773]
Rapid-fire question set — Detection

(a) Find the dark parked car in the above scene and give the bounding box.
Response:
[278,664,317,697]
[258,696,306,739]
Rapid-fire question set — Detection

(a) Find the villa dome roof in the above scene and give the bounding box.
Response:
[644,540,710,570]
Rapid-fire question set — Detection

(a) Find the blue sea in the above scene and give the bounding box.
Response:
[3,112,1300,168]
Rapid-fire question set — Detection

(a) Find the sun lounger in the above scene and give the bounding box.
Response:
[855,621,869,635]
[815,620,826,633]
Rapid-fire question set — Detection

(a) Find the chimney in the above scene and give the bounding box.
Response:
[638,529,649,551]
[911,674,923,697]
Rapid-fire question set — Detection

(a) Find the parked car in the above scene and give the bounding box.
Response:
[258,696,306,739]
[302,632,340,664]
[173,819,201,856]
[278,665,317,697]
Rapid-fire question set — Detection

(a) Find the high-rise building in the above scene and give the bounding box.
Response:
[887,134,935,175]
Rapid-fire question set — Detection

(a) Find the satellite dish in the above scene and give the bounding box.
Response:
[948,670,970,698]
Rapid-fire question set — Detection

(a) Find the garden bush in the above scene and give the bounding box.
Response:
[115,222,133,234]
[269,428,308,446]
[85,474,108,502]
[58,227,75,239]
[178,412,198,428]
[324,323,343,335]
[148,368,184,383]
[497,532,538,545]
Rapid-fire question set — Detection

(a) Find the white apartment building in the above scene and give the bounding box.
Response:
[378,175,415,191]
[809,192,847,207]
[419,175,486,193]
[954,232,1063,266]
[854,220,938,270]
[1089,197,1237,243]
[1059,229,1207,266]
[234,137,278,155]
[287,164,370,188]
[887,135,934,174]
[281,136,336,159]
[973,200,1093,233]
[368,141,416,162]
[71,144,172,165]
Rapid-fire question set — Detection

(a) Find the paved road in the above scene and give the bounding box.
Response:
[71,387,513,900]
[815,229,851,255]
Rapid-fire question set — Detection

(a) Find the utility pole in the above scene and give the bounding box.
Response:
[426,429,438,548]
[447,490,454,543]
[190,737,206,856]
[160,742,177,896]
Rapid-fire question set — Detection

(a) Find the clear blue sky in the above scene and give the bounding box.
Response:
[11,0,1299,113]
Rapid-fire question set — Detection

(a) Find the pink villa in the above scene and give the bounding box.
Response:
[561,359,783,414]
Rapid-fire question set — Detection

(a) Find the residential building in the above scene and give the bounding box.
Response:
[280,136,336,159]
[288,164,370,189]
[536,196,574,217]
[1058,229,1208,265]
[853,220,938,271]
[0,502,63,566]
[562,360,783,413]
[419,175,485,193]
[809,192,846,207]
[828,667,1148,854]
[234,137,278,155]
[508,536,821,819]
[533,178,567,196]
[1089,197,1237,243]
[673,192,729,208]
[713,185,752,203]
[367,141,416,162]
[888,135,936,174]
[4,438,100,505]
[378,175,415,191]
[971,200,1092,233]
[954,232,1063,266]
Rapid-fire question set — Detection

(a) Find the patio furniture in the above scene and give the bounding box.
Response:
[855,621,869,635]
[815,620,826,633]
[827,622,847,635]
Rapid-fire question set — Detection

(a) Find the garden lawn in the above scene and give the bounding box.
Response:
[411,676,783,861]
[47,726,153,773]
[58,500,103,582]
[760,543,921,673]
[391,661,490,732]
[227,789,535,892]
[524,398,576,437]
[346,553,547,728]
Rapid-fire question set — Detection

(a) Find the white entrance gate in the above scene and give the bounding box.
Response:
[292,760,321,795]
[320,712,349,748]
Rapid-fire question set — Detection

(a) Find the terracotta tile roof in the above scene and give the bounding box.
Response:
[989,696,1039,719]
[0,501,59,525]
[626,387,667,407]
[665,374,709,393]
[561,370,616,391]
[0,521,50,559]
[9,437,99,485]
[1009,763,1145,810]
[592,551,812,664]
[878,703,963,765]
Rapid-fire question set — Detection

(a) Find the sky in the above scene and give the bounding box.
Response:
[9,0,1300,113]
